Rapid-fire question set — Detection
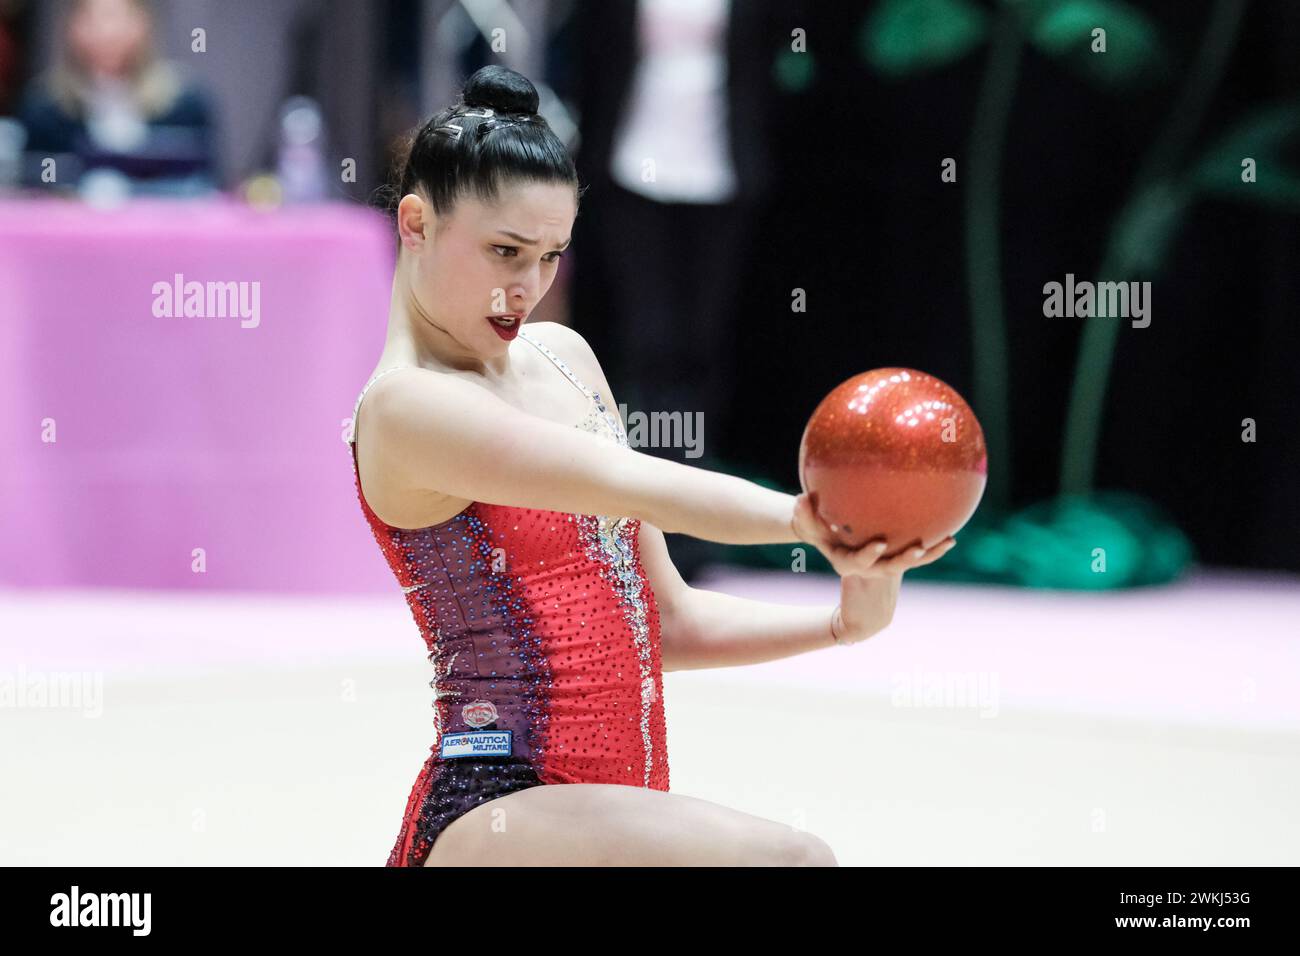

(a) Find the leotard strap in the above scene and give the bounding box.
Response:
[518,329,600,403]
[349,366,414,446]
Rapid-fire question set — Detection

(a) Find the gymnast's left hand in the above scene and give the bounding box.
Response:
[791,492,956,645]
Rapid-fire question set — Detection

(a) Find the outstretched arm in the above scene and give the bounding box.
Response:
[643,519,951,672]
[360,361,797,546]
[534,324,855,669]
[525,323,953,669]
[664,586,841,672]
[636,519,841,671]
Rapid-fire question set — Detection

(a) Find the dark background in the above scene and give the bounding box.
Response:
[660,0,1300,573]
[4,0,1297,572]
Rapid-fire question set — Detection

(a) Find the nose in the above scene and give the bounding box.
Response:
[508,269,542,311]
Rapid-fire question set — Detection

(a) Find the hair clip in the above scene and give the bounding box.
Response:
[475,117,523,137]
[434,107,535,141]
[434,107,496,141]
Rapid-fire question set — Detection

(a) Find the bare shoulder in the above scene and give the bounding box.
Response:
[524,321,613,397]
[356,366,487,469]
[354,365,509,527]
[523,320,593,360]
[359,364,454,421]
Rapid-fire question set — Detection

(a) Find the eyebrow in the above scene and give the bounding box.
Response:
[496,230,572,250]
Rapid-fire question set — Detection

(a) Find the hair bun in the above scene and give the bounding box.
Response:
[462,65,540,117]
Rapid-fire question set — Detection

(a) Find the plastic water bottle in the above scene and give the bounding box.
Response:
[0,118,26,192]
[276,96,327,203]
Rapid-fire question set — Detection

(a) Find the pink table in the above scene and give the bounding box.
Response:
[0,197,401,593]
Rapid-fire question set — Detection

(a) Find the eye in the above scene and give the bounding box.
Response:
[493,245,565,262]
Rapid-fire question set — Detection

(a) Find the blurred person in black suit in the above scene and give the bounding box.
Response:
[567,0,796,579]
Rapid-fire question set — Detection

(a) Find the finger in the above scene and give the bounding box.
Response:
[843,537,888,558]
[882,538,956,572]
[834,538,887,575]
[926,536,957,554]
[794,511,828,549]
[908,539,957,568]
[875,544,928,574]
[856,539,889,570]
[796,496,836,544]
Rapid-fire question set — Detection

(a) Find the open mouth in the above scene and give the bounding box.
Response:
[486,314,524,340]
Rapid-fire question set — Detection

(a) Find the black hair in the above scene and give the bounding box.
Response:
[384,65,583,231]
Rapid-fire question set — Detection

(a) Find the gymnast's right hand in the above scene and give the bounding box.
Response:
[790,491,955,579]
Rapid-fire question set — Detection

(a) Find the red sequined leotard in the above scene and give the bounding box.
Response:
[348,328,670,867]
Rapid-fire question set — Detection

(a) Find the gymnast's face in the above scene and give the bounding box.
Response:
[397,181,575,358]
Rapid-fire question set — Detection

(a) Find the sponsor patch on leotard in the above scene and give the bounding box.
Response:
[440,730,512,758]
[462,699,499,728]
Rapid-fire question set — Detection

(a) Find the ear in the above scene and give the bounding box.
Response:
[396,193,430,250]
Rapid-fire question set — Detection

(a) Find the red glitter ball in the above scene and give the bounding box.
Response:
[798,368,988,556]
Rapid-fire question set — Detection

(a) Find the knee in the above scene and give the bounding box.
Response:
[773,829,838,867]
[792,831,838,867]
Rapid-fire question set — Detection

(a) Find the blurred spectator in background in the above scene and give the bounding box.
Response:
[571,0,786,456]
[15,0,216,197]
[570,0,791,578]
[0,1,25,115]
[0,0,31,184]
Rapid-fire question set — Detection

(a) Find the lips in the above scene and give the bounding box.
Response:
[486,313,524,340]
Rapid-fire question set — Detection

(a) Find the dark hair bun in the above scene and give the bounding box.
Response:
[462,65,539,117]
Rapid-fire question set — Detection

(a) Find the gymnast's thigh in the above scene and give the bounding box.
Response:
[424,782,837,867]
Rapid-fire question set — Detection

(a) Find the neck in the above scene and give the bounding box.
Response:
[383,257,514,380]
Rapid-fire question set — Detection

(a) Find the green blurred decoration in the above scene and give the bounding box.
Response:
[713,463,1192,589]
[773,46,816,93]
[861,0,988,76]
[760,0,1300,589]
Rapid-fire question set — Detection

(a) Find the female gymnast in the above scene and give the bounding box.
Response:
[348,65,955,867]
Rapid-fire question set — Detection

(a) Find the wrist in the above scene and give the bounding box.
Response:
[829,603,848,647]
